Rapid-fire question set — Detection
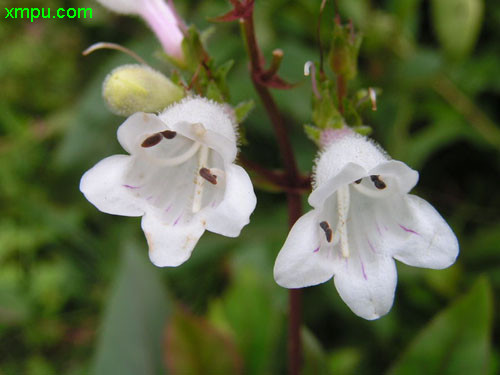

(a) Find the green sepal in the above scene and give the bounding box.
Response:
[304,124,322,146]
[212,59,234,101]
[352,125,373,136]
[234,100,255,124]
[343,99,362,127]
[200,26,216,46]
[204,81,224,102]
[180,25,205,72]
[312,81,343,129]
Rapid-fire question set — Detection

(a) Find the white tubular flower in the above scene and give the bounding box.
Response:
[96,0,184,61]
[80,97,257,267]
[273,130,459,320]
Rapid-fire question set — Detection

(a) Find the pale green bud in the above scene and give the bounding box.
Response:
[102,64,185,116]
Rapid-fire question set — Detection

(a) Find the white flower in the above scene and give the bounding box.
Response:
[80,97,257,267]
[273,130,459,320]
[96,0,184,61]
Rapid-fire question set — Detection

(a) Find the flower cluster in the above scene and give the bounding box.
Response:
[82,0,459,320]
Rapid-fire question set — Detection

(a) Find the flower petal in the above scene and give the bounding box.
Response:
[169,121,237,164]
[203,164,256,237]
[142,212,206,267]
[117,112,168,154]
[274,210,336,288]
[96,0,141,14]
[309,163,367,208]
[369,160,419,194]
[333,255,397,320]
[80,155,144,217]
[392,194,459,269]
[159,97,238,163]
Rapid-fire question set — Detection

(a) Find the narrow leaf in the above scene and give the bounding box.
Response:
[165,308,242,374]
[92,247,171,375]
[387,277,493,375]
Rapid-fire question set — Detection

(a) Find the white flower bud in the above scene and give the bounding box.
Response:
[102,65,184,116]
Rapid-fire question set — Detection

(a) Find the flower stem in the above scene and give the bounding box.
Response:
[240,8,303,375]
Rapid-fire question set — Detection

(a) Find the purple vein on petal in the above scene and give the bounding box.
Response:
[146,195,154,201]
[360,257,368,280]
[313,246,320,253]
[366,238,377,253]
[376,222,382,236]
[123,184,141,190]
[173,214,182,226]
[165,204,173,213]
[399,224,420,235]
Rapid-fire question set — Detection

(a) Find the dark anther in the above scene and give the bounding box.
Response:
[319,221,333,242]
[141,133,163,148]
[199,168,217,185]
[354,179,362,184]
[161,130,177,139]
[370,175,386,189]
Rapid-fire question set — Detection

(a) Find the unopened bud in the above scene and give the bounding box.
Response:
[328,22,362,81]
[102,64,184,116]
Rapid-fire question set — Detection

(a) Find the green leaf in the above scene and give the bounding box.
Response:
[208,243,285,375]
[327,347,363,375]
[301,327,330,375]
[387,277,493,375]
[165,308,242,374]
[431,0,484,58]
[92,247,171,375]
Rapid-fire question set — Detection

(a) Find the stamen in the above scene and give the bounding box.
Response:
[199,167,217,185]
[370,175,386,189]
[332,186,350,258]
[319,221,333,242]
[141,133,163,148]
[369,87,377,111]
[352,179,394,199]
[192,145,209,213]
[161,130,177,139]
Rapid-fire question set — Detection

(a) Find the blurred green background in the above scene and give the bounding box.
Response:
[0,0,498,374]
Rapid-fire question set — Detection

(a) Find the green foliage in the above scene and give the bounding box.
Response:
[431,0,484,59]
[165,308,242,374]
[208,243,285,375]
[301,327,330,375]
[388,277,493,375]
[92,247,171,375]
